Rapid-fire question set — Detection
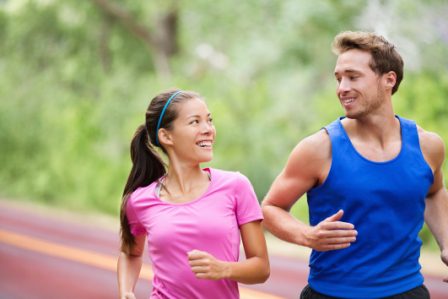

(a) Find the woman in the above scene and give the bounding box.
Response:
[117,89,270,299]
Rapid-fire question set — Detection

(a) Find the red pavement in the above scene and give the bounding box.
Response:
[0,199,447,299]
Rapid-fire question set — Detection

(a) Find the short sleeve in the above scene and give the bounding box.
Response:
[126,195,146,236]
[234,173,263,226]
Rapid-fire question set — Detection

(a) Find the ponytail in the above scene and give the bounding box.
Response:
[119,124,165,252]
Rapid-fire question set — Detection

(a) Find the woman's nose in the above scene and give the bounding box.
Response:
[201,121,213,134]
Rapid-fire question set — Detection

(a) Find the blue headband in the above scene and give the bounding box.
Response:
[155,90,183,145]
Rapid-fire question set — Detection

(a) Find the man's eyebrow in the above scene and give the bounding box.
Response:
[334,69,361,76]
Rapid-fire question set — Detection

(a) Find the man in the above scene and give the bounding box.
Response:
[262,31,448,299]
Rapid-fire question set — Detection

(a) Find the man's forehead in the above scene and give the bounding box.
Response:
[336,49,372,64]
[334,51,372,73]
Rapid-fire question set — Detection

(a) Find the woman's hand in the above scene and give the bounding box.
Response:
[187,250,230,280]
[121,292,136,299]
[441,248,448,283]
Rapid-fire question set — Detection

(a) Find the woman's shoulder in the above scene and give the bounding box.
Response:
[208,168,252,186]
[128,181,158,205]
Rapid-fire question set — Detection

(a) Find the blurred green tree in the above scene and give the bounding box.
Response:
[0,0,446,251]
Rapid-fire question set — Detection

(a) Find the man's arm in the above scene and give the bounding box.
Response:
[262,130,357,252]
[420,129,448,282]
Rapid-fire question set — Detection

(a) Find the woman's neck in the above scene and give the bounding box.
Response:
[166,164,206,192]
[159,163,210,203]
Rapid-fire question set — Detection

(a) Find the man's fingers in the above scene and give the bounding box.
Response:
[320,221,355,230]
[324,236,357,245]
[315,235,357,247]
[324,209,344,222]
[311,210,358,252]
[312,234,357,252]
[315,227,358,238]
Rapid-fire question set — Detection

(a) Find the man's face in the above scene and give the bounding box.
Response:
[334,49,387,119]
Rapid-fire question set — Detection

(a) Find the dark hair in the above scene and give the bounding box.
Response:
[120,89,202,252]
[332,31,404,94]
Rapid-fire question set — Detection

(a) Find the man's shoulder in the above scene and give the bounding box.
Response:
[301,128,331,150]
[282,128,332,184]
[291,129,331,163]
[416,125,444,149]
[416,125,446,167]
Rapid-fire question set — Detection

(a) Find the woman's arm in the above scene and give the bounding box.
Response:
[231,220,270,283]
[117,234,146,299]
[188,220,270,284]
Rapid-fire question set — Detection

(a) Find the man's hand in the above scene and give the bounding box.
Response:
[187,250,230,280]
[305,209,357,251]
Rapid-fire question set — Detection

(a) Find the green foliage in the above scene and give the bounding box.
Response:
[395,72,448,134]
[0,0,447,251]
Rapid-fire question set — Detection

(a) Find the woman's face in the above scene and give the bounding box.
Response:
[164,97,216,164]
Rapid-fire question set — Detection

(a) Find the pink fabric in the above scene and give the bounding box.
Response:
[126,168,263,299]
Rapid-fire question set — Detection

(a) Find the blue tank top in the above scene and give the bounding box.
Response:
[306,116,434,298]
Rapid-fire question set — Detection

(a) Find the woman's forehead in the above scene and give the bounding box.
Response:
[176,98,210,117]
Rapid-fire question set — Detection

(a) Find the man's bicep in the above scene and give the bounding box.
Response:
[264,170,315,211]
[427,166,445,198]
[264,142,321,210]
[422,131,446,197]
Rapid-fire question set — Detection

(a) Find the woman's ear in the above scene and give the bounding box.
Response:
[158,128,173,146]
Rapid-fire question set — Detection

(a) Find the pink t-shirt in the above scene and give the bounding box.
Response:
[126,168,263,299]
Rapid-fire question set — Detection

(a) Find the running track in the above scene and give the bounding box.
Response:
[0,200,447,299]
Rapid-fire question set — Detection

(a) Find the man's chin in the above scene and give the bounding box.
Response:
[344,110,365,120]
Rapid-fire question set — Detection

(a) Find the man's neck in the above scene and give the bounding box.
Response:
[341,113,402,162]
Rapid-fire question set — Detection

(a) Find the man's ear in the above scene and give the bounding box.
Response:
[158,128,173,146]
[384,71,397,91]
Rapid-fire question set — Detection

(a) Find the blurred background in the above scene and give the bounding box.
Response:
[1,0,448,250]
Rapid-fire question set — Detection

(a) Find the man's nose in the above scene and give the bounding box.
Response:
[337,78,351,93]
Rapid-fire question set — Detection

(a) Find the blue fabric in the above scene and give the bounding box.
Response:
[306,116,434,298]
[155,90,182,145]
